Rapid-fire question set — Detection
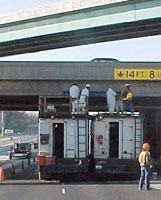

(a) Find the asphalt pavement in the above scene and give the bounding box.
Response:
[0,181,161,200]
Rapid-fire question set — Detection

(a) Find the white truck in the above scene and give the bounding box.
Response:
[5,129,14,134]
[37,96,143,180]
[37,116,89,180]
[91,114,143,176]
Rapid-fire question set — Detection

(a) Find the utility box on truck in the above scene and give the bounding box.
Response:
[92,114,143,175]
[37,116,89,180]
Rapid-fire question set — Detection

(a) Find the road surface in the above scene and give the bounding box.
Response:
[0,180,161,200]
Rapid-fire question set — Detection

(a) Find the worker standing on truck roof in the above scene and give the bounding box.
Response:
[69,83,80,114]
[79,84,90,113]
[106,85,116,113]
[115,91,123,114]
[122,84,134,114]
[138,143,152,190]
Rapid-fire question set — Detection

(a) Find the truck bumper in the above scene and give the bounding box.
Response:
[11,153,29,158]
[94,158,139,175]
[38,158,89,174]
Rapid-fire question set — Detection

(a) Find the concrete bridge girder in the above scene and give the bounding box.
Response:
[1,80,161,97]
[0,61,161,97]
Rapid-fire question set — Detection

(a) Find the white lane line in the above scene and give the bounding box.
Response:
[0,137,18,142]
[22,138,37,143]
[61,188,66,194]
[0,143,14,147]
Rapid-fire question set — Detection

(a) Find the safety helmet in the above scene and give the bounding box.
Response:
[125,84,130,87]
[142,143,150,150]
[86,84,90,88]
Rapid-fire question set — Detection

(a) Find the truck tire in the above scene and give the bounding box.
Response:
[39,172,52,181]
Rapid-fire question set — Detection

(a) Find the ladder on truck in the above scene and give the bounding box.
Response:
[77,99,89,159]
[134,118,143,158]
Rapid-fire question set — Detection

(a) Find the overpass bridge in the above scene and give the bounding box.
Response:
[0,0,161,57]
[0,60,161,111]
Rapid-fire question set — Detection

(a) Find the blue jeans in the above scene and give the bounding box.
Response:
[139,166,150,190]
[123,101,134,113]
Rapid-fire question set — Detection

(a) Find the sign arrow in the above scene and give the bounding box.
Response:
[117,71,124,77]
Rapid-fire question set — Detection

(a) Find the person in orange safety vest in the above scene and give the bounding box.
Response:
[122,84,134,113]
[138,143,152,190]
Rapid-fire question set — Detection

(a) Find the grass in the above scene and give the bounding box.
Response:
[0,135,10,139]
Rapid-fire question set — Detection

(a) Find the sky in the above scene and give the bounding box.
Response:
[0,0,161,62]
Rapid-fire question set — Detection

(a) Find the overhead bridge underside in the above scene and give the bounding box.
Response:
[0,0,161,57]
[0,95,160,111]
[0,18,161,57]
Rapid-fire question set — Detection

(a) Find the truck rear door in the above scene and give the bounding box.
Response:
[39,121,52,155]
[94,120,108,159]
[121,119,135,159]
[64,121,75,158]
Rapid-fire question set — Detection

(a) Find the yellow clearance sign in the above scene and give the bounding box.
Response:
[114,69,161,80]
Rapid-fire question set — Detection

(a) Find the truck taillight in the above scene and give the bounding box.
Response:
[95,161,102,169]
[36,156,53,166]
[50,114,55,119]
[98,135,103,145]
[98,115,104,120]
[71,114,76,120]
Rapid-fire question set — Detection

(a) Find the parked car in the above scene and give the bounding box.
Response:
[9,142,31,159]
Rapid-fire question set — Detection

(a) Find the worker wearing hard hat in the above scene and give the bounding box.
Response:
[106,85,116,113]
[79,84,90,113]
[122,84,134,114]
[69,83,80,114]
[138,143,152,190]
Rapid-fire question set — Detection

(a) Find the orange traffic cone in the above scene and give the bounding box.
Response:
[21,161,24,169]
[0,167,5,181]
[11,164,15,175]
[28,158,30,165]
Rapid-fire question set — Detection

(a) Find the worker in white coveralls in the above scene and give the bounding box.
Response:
[79,84,90,113]
[69,83,80,114]
[106,85,116,113]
